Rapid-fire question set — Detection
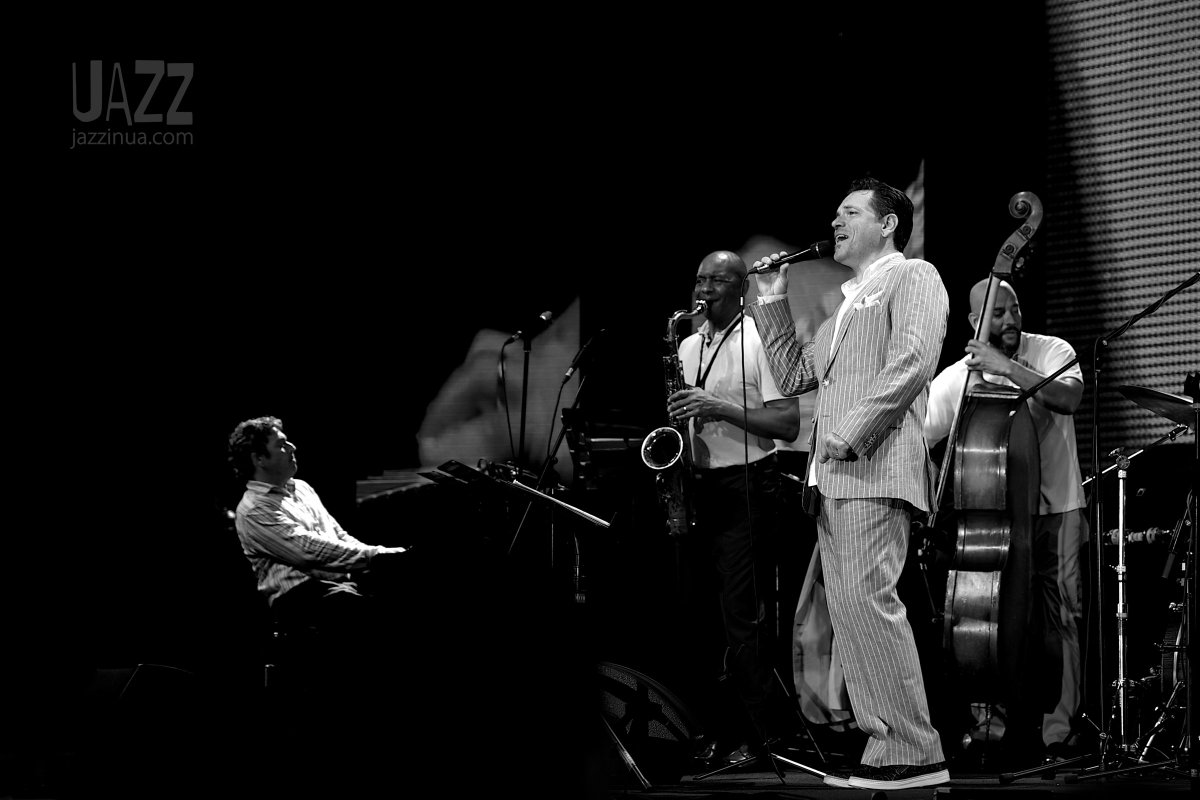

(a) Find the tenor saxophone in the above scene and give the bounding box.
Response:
[641,299,707,537]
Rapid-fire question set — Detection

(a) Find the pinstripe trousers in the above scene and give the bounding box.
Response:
[817,495,944,767]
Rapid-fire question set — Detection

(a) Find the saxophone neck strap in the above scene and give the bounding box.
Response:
[695,314,742,389]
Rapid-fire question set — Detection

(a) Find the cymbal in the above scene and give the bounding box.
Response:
[1118,385,1199,427]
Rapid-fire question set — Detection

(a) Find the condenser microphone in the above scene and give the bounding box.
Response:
[562,328,607,384]
[747,240,835,274]
[504,310,554,344]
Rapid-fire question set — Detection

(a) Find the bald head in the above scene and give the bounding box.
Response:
[699,250,747,280]
[969,278,1019,315]
[968,277,1023,355]
[694,250,747,328]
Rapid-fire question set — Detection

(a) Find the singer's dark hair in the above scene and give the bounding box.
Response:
[849,176,914,252]
[228,416,283,482]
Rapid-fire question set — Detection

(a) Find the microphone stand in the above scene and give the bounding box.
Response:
[1009,270,1199,413]
[518,334,533,470]
[1081,425,1190,488]
[507,362,594,558]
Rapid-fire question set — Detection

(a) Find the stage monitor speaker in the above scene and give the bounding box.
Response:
[596,661,701,785]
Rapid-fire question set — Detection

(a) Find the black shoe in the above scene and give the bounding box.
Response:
[721,743,754,765]
[848,761,950,790]
[688,737,724,767]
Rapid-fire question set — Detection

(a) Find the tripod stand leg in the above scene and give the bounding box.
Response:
[999,752,1094,784]
[692,745,814,784]
[1069,756,1191,782]
[996,712,1100,784]
[772,667,829,766]
[692,751,770,781]
[766,750,787,784]
[600,715,651,789]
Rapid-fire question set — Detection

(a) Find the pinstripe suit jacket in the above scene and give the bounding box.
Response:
[748,253,948,511]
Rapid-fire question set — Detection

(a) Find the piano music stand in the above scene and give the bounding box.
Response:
[422,459,610,531]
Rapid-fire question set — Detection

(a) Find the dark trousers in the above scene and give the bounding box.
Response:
[680,455,788,746]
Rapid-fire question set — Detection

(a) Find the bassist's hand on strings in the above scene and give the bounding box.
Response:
[964,338,1014,377]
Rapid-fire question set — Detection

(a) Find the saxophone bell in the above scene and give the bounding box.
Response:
[641,426,685,470]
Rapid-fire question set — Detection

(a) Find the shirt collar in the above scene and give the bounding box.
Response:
[246,478,296,497]
[840,252,904,300]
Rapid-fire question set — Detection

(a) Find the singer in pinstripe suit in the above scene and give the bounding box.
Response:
[748,177,950,791]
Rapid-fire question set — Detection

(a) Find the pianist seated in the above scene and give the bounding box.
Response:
[227,415,410,684]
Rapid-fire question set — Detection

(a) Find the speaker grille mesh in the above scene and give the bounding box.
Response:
[597,661,699,743]
[1043,0,1200,458]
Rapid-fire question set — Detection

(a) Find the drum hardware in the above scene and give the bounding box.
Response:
[1096,453,1185,758]
[1136,679,1185,764]
[1102,527,1171,545]
[1069,370,1199,782]
[1109,449,1137,753]
[1004,447,1184,786]
[1082,276,1199,782]
[1121,572,1190,765]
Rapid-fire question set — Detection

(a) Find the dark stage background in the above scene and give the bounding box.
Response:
[6,6,1195,797]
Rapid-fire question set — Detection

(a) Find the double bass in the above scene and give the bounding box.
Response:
[928,192,1044,719]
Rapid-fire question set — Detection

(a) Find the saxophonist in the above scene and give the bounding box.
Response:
[669,250,801,765]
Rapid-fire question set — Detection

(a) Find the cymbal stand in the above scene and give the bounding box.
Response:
[1113,449,1134,752]
[1096,404,1199,782]
[1062,449,1150,781]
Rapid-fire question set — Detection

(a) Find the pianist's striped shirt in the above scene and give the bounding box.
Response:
[235,478,388,606]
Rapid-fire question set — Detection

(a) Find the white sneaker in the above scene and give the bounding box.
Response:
[849,762,950,790]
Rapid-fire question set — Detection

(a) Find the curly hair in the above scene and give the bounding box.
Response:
[849,176,914,253]
[228,416,283,483]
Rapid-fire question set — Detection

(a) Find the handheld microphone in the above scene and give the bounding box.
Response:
[562,328,607,384]
[504,310,554,344]
[747,240,835,275]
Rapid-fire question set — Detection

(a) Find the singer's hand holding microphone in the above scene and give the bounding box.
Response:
[750,252,793,295]
[748,240,834,296]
